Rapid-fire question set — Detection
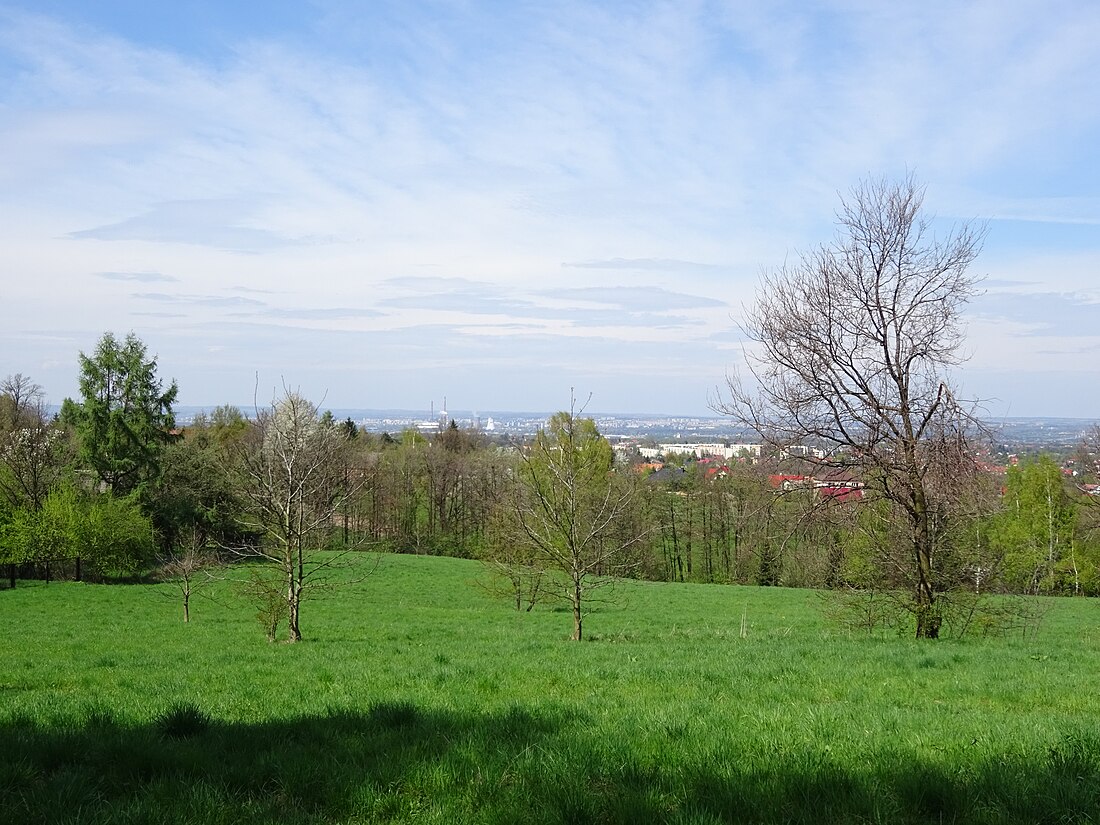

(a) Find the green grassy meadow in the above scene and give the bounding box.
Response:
[2,554,1100,824]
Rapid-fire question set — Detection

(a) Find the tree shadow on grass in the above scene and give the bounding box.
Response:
[2,702,1099,824]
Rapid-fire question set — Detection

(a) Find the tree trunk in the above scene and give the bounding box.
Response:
[571,578,583,641]
[343,465,350,545]
[684,493,694,578]
[7,564,14,589]
[907,442,940,639]
[668,499,683,582]
[914,539,939,639]
[286,568,302,642]
[287,595,302,642]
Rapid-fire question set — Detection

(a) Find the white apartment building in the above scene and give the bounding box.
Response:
[656,442,763,460]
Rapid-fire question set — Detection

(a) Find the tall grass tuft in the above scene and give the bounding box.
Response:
[155,702,211,739]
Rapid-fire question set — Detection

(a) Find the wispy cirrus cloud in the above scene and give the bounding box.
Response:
[71,200,307,253]
[562,257,724,272]
[379,293,697,329]
[540,286,725,311]
[132,292,266,308]
[380,293,537,315]
[134,292,383,322]
[252,307,384,321]
[970,290,1100,338]
[229,286,280,295]
[981,279,1039,289]
[378,277,706,328]
[96,271,178,283]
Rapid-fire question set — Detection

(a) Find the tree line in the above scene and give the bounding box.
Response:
[2,341,1098,640]
[3,177,1097,641]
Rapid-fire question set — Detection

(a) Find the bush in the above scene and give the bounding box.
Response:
[2,485,154,580]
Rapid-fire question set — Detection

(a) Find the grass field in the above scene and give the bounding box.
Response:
[2,553,1100,823]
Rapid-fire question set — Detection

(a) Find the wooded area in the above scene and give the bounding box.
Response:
[2,344,1099,642]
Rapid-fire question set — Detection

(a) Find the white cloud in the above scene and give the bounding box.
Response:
[96,271,178,282]
[1,2,1098,415]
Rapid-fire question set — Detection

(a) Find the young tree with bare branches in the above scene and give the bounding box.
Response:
[155,528,219,622]
[512,403,646,641]
[717,176,986,638]
[235,390,356,642]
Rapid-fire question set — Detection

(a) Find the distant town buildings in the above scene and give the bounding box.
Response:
[781,444,827,460]
[638,442,764,460]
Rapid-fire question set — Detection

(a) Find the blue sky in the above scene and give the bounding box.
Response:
[2,1,1098,417]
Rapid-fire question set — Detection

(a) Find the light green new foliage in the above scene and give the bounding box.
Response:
[994,455,1078,594]
[2,554,1100,824]
[2,483,153,576]
[516,410,642,641]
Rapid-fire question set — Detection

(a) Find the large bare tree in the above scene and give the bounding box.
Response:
[718,176,985,638]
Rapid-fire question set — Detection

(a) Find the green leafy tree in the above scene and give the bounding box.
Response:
[2,483,82,581]
[61,332,179,497]
[512,403,646,640]
[190,405,249,449]
[4,484,153,580]
[150,436,244,555]
[79,491,156,578]
[479,501,548,612]
[993,455,1076,594]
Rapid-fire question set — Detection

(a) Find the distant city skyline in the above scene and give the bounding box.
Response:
[3,2,1099,418]
[164,406,1100,450]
